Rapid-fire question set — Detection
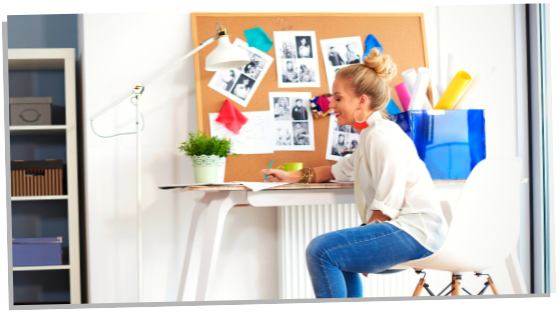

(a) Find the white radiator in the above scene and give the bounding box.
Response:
[278,204,451,299]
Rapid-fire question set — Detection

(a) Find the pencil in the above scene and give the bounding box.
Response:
[264,159,274,182]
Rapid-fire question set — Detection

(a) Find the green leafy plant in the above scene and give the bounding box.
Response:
[178,131,238,158]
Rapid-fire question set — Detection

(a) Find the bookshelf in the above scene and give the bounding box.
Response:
[8,48,81,304]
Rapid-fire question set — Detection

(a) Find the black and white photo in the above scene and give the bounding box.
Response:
[269,92,315,151]
[331,133,348,156]
[345,43,361,64]
[327,46,345,66]
[215,70,238,92]
[274,31,321,88]
[275,121,293,146]
[298,61,317,83]
[279,40,297,59]
[321,36,363,93]
[292,121,310,146]
[291,98,308,120]
[273,97,291,120]
[208,39,273,107]
[326,114,360,161]
[231,74,255,100]
[295,36,313,58]
[282,60,299,83]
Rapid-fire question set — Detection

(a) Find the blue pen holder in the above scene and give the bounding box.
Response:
[390,110,486,180]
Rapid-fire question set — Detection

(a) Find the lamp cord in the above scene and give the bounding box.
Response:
[91,97,145,138]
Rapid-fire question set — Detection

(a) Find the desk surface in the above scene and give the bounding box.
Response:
[159,178,529,192]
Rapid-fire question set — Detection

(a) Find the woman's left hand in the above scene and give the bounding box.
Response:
[367,210,391,224]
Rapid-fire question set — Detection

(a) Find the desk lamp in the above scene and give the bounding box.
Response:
[90,23,249,302]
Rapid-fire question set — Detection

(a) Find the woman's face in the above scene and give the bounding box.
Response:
[243,78,249,85]
[279,98,287,106]
[301,38,307,45]
[330,78,363,126]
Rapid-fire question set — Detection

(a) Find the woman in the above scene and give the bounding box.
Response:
[331,133,348,156]
[218,70,236,91]
[232,77,252,100]
[345,44,361,64]
[274,97,289,119]
[299,64,315,82]
[243,61,258,78]
[298,37,311,58]
[261,48,448,299]
[328,46,345,66]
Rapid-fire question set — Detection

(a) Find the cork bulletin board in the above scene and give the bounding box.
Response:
[192,13,430,182]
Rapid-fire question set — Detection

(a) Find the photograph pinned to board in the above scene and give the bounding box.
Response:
[326,114,359,161]
[269,92,315,151]
[320,36,363,93]
[208,38,274,107]
[209,111,276,155]
[274,31,321,88]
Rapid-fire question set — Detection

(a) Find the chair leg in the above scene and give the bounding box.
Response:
[413,278,426,296]
[475,273,499,295]
[488,277,499,295]
[452,274,462,296]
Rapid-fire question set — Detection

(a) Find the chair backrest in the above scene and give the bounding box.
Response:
[435,157,522,272]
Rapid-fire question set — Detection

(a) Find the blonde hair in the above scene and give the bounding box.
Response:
[335,48,397,118]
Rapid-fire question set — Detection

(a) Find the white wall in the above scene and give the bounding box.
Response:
[82,3,526,303]
[82,12,278,303]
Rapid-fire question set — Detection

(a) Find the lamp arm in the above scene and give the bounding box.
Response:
[90,36,216,121]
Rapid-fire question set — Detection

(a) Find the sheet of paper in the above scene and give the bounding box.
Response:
[158,183,242,189]
[209,111,275,155]
[232,181,291,192]
[320,36,363,93]
[326,114,359,161]
[158,182,290,192]
[269,92,315,151]
[329,180,354,183]
[274,31,321,88]
[208,38,274,107]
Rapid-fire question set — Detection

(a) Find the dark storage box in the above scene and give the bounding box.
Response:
[12,237,63,266]
[11,160,64,196]
[390,110,487,180]
[10,97,52,126]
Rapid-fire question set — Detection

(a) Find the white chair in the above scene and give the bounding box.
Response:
[390,157,523,296]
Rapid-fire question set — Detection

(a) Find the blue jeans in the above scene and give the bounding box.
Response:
[306,222,433,298]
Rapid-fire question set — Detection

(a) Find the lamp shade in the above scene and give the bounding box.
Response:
[205,37,250,71]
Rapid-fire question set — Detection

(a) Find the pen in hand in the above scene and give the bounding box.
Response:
[264,159,274,182]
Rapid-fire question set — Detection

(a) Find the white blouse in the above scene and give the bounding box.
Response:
[331,111,448,252]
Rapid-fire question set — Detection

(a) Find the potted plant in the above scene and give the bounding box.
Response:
[178,131,235,183]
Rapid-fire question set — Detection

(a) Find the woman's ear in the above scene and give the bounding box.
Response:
[358,94,369,109]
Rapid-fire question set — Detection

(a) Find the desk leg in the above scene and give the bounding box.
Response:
[177,192,226,301]
[195,191,247,301]
[505,248,528,294]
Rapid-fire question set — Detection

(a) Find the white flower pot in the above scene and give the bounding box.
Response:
[191,155,220,183]
[216,157,226,183]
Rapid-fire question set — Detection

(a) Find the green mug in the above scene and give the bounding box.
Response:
[277,162,303,172]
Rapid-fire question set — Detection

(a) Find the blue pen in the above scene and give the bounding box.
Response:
[264,159,274,182]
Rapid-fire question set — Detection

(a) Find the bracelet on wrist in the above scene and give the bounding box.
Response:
[298,168,314,184]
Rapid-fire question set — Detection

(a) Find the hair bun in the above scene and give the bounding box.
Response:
[363,48,397,82]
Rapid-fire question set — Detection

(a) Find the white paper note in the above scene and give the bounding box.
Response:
[209,111,275,155]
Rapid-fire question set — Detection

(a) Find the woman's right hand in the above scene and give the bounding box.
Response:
[261,169,298,183]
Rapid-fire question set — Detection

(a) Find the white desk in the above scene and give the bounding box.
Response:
[159,181,527,301]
